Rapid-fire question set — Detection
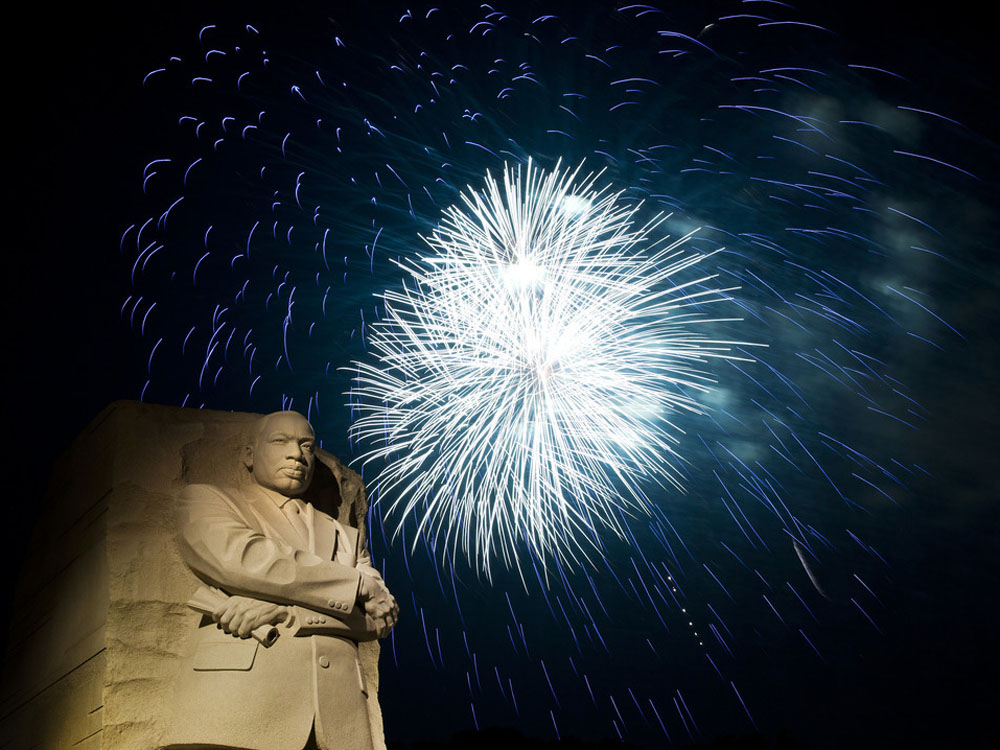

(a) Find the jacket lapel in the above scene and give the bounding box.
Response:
[311,508,358,567]
[310,503,338,561]
[334,522,359,568]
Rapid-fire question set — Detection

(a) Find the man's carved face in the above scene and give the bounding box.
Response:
[246,411,317,497]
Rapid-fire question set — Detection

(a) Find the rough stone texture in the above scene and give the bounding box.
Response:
[0,401,385,750]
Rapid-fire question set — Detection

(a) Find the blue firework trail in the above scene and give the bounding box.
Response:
[122,2,989,744]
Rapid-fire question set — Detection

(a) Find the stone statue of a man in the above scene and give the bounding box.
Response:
[166,411,398,750]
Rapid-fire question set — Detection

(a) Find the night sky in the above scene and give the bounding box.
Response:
[7,2,999,748]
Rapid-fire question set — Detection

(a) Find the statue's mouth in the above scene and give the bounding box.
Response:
[282,466,306,478]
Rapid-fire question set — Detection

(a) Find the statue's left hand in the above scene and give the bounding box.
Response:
[213,595,289,638]
[358,574,399,638]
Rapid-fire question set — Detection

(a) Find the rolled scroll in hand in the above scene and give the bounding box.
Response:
[187,585,280,647]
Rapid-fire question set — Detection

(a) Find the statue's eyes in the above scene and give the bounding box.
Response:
[302,442,315,453]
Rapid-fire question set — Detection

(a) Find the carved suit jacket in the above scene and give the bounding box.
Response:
[167,483,380,750]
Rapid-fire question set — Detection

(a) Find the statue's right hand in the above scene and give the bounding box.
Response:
[213,595,288,638]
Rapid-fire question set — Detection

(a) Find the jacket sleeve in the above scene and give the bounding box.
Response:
[287,605,379,642]
[355,543,384,583]
[176,484,361,617]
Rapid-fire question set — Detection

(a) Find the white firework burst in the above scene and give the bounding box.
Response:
[351,159,753,577]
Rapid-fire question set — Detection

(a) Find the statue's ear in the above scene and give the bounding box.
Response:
[242,442,255,472]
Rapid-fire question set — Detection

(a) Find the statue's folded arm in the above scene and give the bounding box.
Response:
[176,483,362,618]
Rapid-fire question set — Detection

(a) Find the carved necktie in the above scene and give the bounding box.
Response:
[282,498,310,548]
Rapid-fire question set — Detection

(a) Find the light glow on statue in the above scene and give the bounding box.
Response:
[351,160,756,575]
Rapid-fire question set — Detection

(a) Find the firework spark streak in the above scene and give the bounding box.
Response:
[351,160,755,574]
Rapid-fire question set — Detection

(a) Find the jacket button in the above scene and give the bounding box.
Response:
[320,618,327,623]
[306,617,315,625]
[318,656,330,668]
[328,600,336,608]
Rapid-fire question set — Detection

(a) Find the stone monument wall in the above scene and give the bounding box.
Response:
[0,401,385,750]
